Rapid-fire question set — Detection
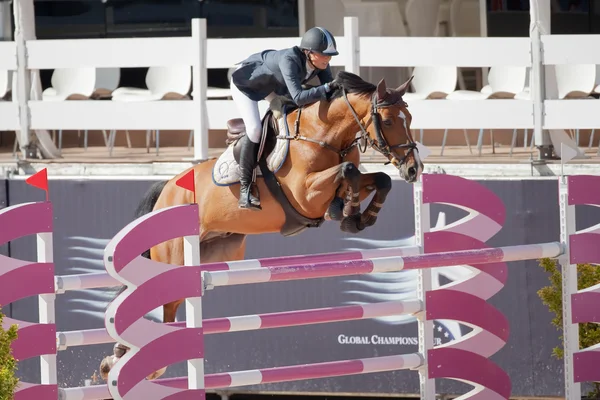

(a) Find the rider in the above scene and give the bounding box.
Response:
[230,26,342,211]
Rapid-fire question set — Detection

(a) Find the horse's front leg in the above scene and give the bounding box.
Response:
[337,162,364,233]
[355,171,392,230]
[336,166,392,234]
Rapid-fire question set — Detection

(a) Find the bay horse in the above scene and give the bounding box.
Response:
[100,71,423,381]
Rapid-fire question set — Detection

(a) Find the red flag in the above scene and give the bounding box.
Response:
[175,169,196,203]
[25,168,49,201]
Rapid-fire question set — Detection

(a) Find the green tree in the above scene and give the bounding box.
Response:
[0,305,18,400]
[537,258,600,398]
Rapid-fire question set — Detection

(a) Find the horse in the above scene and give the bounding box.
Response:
[99,70,423,381]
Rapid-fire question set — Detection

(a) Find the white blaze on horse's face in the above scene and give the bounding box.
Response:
[397,110,423,183]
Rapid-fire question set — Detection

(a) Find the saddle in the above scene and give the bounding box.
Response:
[225,94,298,164]
[226,114,277,166]
[223,97,324,237]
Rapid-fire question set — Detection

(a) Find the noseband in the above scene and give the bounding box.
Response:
[342,88,417,167]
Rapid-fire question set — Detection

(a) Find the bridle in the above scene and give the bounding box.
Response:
[280,87,418,166]
[341,88,418,167]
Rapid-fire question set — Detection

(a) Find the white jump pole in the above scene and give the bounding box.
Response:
[38,228,57,387]
[558,175,580,400]
[414,176,435,400]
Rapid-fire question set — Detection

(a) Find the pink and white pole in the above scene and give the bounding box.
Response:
[202,242,562,288]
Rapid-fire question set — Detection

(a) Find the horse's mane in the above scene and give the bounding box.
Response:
[330,70,377,100]
[267,71,377,118]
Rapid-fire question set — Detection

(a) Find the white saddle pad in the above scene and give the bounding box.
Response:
[212,118,290,186]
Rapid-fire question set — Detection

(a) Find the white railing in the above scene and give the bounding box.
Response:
[2,15,600,159]
[541,34,600,130]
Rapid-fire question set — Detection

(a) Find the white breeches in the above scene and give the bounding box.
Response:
[230,76,276,144]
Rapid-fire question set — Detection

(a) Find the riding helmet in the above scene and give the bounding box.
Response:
[300,27,339,56]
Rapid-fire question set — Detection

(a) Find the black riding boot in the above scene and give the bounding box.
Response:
[238,138,262,211]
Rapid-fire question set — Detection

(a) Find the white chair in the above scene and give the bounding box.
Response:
[42,68,96,150]
[481,66,528,96]
[554,64,596,147]
[42,67,96,101]
[402,66,467,151]
[446,66,528,156]
[587,65,600,149]
[404,66,474,154]
[111,65,190,101]
[403,66,457,101]
[555,64,596,99]
[109,66,192,156]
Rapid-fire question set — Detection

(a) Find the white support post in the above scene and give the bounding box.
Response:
[12,0,33,155]
[343,17,360,75]
[558,177,580,400]
[413,178,435,400]
[529,0,555,152]
[37,231,57,386]
[192,18,209,162]
[184,233,204,392]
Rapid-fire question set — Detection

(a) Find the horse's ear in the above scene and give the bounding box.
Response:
[376,78,387,102]
[396,75,414,96]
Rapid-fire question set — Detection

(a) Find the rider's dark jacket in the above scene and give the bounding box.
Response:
[231,46,334,107]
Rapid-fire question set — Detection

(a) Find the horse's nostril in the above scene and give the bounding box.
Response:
[408,167,416,177]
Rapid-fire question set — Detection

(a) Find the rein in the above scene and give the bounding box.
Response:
[344,89,418,167]
[277,87,417,165]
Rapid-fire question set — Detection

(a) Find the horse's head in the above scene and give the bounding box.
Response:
[334,71,422,183]
[366,76,422,183]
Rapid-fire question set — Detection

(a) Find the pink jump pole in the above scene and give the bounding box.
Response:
[203,242,563,288]
[52,245,420,293]
[57,299,422,349]
[162,353,424,390]
[59,354,424,400]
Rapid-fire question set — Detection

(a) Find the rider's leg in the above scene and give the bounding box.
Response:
[230,81,262,210]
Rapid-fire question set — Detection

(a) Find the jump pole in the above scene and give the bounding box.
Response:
[201,242,563,288]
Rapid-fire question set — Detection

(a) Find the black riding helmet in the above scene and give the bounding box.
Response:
[300,27,339,56]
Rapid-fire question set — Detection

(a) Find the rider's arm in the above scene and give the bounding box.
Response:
[279,54,330,106]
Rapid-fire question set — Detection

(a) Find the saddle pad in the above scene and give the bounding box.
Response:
[212,119,290,186]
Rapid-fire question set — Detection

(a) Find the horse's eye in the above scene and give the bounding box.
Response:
[383,119,393,126]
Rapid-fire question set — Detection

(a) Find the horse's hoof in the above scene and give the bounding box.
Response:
[326,197,344,221]
[340,214,363,234]
[146,366,167,380]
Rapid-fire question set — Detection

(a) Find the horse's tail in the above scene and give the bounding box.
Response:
[134,180,168,259]
[106,180,168,304]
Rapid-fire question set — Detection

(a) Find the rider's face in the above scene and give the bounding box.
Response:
[309,52,332,70]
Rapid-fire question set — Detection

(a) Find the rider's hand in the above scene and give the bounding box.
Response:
[326,81,342,93]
